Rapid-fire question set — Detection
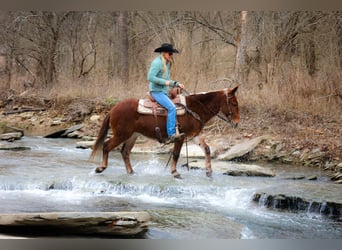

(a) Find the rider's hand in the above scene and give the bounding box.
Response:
[177,83,185,89]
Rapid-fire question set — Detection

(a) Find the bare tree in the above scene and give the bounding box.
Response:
[235,11,248,84]
[334,11,342,69]
[31,11,72,86]
[78,12,97,78]
[117,11,129,85]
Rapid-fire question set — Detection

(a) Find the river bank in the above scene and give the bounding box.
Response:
[0,94,341,183]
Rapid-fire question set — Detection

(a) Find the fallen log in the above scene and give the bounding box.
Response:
[3,107,46,115]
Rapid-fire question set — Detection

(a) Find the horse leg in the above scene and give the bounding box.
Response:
[193,136,212,177]
[95,136,122,173]
[120,133,139,174]
[170,138,185,178]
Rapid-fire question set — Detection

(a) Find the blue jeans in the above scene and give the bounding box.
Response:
[150,91,176,138]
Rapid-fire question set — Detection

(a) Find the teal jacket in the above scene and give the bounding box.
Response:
[147,55,178,95]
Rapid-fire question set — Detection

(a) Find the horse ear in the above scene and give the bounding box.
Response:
[230,84,240,95]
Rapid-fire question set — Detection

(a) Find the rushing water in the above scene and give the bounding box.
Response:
[0,136,341,239]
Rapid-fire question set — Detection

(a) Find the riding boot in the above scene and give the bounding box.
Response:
[166,132,185,144]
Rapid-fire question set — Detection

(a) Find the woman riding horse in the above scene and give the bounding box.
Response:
[90,83,240,178]
[147,43,185,144]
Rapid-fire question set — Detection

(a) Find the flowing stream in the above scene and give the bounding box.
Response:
[0,137,341,239]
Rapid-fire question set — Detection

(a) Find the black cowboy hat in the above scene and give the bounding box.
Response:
[154,43,179,53]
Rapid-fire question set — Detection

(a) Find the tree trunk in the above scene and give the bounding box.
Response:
[305,39,316,76]
[235,11,249,85]
[35,13,58,86]
[117,11,129,86]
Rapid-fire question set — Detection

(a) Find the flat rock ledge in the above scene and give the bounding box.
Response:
[0,212,150,238]
[252,193,342,221]
[189,159,275,177]
[217,135,270,161]
[0,132,23,141]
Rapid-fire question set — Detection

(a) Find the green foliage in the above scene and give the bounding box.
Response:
[0,121,7,134]
[104,96,118,106]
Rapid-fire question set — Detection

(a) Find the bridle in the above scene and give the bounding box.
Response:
[216,88,233,124]
[181,88,234,125]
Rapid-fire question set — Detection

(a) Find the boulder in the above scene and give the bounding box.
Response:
[45,124,84,138]
[0,211,150,237]
[217,135,270,161]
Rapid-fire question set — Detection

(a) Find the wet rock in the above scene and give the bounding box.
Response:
[0,132,23,141]
[217,135,270,161]
[44,124,84,138]
[283,175,318,181]
[76,140,94,149]
[307,175,317,181]
[66,130,84,139]
[0,212,150,237]
[222,163,275,177]
[150,209,243,239]
[0,144,30,151]
[284,175,306,180]
[189,160,275,177]
[252,192,342,220]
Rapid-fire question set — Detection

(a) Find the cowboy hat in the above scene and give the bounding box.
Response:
[154,43,179,53]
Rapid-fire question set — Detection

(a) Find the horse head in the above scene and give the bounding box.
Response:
[220,84,240,128]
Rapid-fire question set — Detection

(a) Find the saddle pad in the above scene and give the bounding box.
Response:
[137,95,186,116]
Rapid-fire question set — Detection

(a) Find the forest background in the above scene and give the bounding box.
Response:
[0,11,341,140]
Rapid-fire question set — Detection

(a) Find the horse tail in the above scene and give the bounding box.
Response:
[89,113,110,161]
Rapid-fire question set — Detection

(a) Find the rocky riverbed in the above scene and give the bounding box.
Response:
[1,94,341,184]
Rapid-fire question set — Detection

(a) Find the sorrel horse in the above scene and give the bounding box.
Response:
[90,85,240,178]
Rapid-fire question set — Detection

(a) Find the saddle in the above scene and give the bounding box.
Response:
[137,92,186,116]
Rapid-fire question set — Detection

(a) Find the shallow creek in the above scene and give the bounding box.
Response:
[0,137,341,239]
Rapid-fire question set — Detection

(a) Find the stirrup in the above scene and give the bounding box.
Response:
[165,133,185,144]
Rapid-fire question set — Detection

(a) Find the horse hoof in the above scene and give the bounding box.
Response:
[173,173,183,179]
[95,167,106,173]
[206,172,212,178]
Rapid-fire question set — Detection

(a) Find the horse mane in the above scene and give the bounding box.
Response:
[185,90,224,120]
[187,89,223,104]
